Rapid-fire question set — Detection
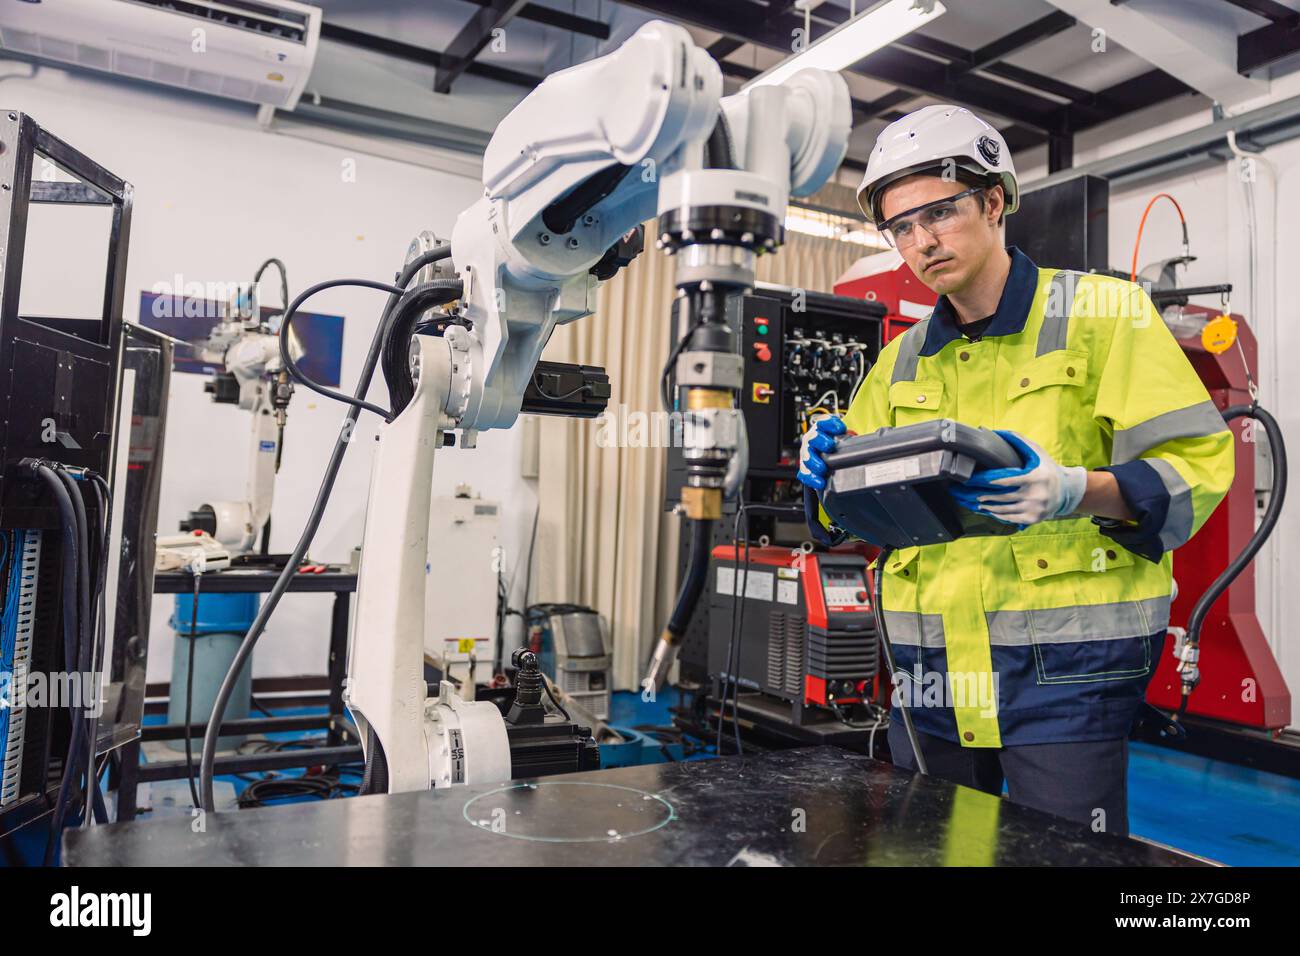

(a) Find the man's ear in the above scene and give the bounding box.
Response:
[985,185,1005,225]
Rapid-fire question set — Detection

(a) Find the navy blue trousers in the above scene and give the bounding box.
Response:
[887,718,1131,838]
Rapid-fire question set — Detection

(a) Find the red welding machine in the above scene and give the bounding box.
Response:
[707,545,878,726]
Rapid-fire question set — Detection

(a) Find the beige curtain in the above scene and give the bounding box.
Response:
[536,224,866,689]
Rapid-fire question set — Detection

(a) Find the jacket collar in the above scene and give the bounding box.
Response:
[918,246,1039,357]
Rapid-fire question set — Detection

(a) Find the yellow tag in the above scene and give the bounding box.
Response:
[456,638,477,654]
[1202,314,1237,355]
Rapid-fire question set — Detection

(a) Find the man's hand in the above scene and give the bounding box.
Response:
[796,415,847,492]
[950,431,1087,526]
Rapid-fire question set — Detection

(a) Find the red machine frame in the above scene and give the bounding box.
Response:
[1150,308,1290,729]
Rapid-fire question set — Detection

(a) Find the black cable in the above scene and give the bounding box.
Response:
[715,502,795,757]
[237,769,358,808]
[79,475,112,830]
[184,572,202,808]
[660,317,705,412]
[718,507,746,758]
[531,370,588,401]
[253,257,290,322]
[1177,404,1287,717]
[828,700,885,730]
[541,677,571,722]
[34,465,83,864]
[380,279,466,418]
[871,545,928,775]
[521,502,540,620]
[55,469,92,823]
[274,423,286,474]
[494,570,507,674]
[731,509,751,757]
[200,245,453,813]
[665,518,714,642]
[279,277,407,419]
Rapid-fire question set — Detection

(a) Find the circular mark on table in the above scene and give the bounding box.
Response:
[462,781,676,843]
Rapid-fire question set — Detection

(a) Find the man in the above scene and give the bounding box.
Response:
[797,105,1234,836]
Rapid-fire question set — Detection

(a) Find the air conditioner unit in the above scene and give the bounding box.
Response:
[0,0,322,110]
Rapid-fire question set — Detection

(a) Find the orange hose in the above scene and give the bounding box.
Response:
[1130,192,1187,282]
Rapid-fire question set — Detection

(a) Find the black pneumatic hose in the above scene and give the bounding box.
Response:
[199,245,454,812]
[253,257,289,320]
[871,545,929,776]
[380,279,467,418]
[704,112,736,169]
[1177,403,1287,718]
[667,519,714,639]
[642,517,713,685]
[279,278,407,420]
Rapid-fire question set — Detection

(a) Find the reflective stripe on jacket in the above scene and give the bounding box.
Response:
[842,247,1234,747]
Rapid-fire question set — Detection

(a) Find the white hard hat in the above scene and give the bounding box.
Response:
[856,104,1019,226]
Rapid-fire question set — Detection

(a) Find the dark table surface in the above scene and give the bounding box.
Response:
[64,746,1207,866]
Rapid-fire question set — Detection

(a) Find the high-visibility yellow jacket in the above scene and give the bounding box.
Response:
[841,247,1234,747]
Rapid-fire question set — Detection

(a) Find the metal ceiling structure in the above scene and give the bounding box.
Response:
[312,0,1300,176]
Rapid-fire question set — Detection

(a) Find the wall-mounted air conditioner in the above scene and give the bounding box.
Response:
[0,0,322,109]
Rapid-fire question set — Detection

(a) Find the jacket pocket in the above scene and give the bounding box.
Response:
[888,380,945,426]
[1003,351,1090,456]
[1009,532,1133,580]
[1006,533,1153,685]
[1004,351,1089,402]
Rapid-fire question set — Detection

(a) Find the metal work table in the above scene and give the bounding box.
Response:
[111,567,360,822]
[67,746,1206,866]
[151,566,357,745]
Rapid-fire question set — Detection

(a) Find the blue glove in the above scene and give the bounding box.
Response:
[796,416,847,492]
[949,430,1087,526]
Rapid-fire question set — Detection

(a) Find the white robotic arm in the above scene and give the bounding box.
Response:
[344,19,851,793]
[183,307,296,554]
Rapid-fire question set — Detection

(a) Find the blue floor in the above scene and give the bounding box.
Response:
[139,693,1300,865]
[139,705,363,810]
[1128,741,1300,866]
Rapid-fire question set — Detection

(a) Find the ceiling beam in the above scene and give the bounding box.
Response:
[463,0,611,39]
[1221,0,1298,23]
[1045,0,1267,105]
[963,11,1077,74]
[982,62,1093,104]
[708,1,799,60]
[435,0,532,94]
[617,0,1069,132]
[1237,7,1300,73]
[320,21,542,90]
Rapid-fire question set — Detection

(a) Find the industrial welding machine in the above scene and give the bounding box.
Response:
[707,545,878,726]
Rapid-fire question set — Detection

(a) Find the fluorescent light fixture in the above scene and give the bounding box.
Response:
[743,0,946,90]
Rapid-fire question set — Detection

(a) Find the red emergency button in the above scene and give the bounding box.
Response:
[856,589,868,603]
[752,342,772,362]
[752,382,773,404]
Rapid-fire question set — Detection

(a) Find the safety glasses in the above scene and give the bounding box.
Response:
[878,186,985,249]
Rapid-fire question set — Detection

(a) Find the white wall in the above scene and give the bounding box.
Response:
[7,63,538,684]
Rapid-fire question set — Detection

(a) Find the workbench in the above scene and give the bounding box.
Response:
[66,746,1206,866]
[110,567,361,822]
